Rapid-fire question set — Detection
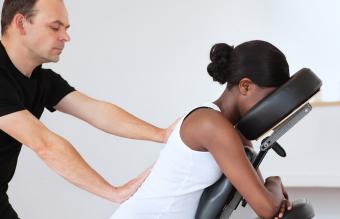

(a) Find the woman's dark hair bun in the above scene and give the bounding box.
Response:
[207,43,234,84]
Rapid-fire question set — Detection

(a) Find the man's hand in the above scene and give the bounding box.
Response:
[161,118,181,143]
[113,166,152,203]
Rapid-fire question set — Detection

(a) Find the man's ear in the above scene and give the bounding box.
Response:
[13,13,26,35]
[238,78,254,95]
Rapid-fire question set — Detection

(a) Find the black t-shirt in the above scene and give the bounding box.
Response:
[0,42,76,218]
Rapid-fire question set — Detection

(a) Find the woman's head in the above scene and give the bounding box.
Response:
[207,40,290,116]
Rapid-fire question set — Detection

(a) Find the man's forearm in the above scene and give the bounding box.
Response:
[36,132,119,202]
[89,100,166,142]
[55,92,171,143]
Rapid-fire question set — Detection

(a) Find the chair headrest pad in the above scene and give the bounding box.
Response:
[236,68,322,140]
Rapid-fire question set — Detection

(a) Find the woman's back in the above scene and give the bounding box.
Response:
[111,103,222,219]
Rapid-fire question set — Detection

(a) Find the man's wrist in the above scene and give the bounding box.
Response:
[153,128,167,143]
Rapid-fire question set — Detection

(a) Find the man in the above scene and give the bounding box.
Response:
[0,0,176,218]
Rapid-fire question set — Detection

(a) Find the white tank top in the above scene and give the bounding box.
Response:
[110,103,222,219]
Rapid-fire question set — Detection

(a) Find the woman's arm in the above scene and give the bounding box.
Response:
[238,127,292,218]
[180,108,285,219]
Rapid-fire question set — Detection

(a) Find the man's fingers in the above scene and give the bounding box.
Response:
[135,167,152,184]
[164,118,181,142]
[119,169,151,203]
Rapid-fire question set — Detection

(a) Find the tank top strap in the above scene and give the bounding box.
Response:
[183,103,221,121]
[202,102,221,112]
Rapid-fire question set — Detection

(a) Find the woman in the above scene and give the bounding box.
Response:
[111,40,292,219]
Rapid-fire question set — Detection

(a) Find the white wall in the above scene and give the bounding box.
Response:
[261,106,340,188]
[1,0,339,218]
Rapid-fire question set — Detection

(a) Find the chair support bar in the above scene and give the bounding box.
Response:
[260,103,312,151]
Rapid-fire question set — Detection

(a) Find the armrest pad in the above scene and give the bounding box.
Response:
[254,199,315,219]
[282,199,315,219]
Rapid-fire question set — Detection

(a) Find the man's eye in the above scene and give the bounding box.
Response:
[50,26,60,31]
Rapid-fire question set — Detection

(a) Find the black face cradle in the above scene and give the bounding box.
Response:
[236,68,322,140]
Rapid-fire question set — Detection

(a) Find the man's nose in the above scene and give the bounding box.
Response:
[59,30,71,42]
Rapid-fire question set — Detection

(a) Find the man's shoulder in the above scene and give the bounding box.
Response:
[0,62,10,75]
[0,65,15,85]
[40,67,56,75]
[37,68,62,81]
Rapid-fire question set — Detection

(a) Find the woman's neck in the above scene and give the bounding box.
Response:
[213,88,241,125]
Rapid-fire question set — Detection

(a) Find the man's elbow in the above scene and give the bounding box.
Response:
[31,132,58,160]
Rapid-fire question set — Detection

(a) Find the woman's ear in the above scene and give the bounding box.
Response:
[238,78,254,95]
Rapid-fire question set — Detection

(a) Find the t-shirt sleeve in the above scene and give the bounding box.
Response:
[43,69,76,112]
[0,73,25,117]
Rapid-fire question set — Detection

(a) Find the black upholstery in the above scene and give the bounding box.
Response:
[195,68,322,219]
[195,147,257,219]
[254,199,315,219]
[282,199,315,219]
[236,68,322,140]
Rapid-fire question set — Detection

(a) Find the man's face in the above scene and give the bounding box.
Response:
[23,0,70,63]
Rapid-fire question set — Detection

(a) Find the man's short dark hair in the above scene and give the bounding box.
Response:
[1,0,39,35]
